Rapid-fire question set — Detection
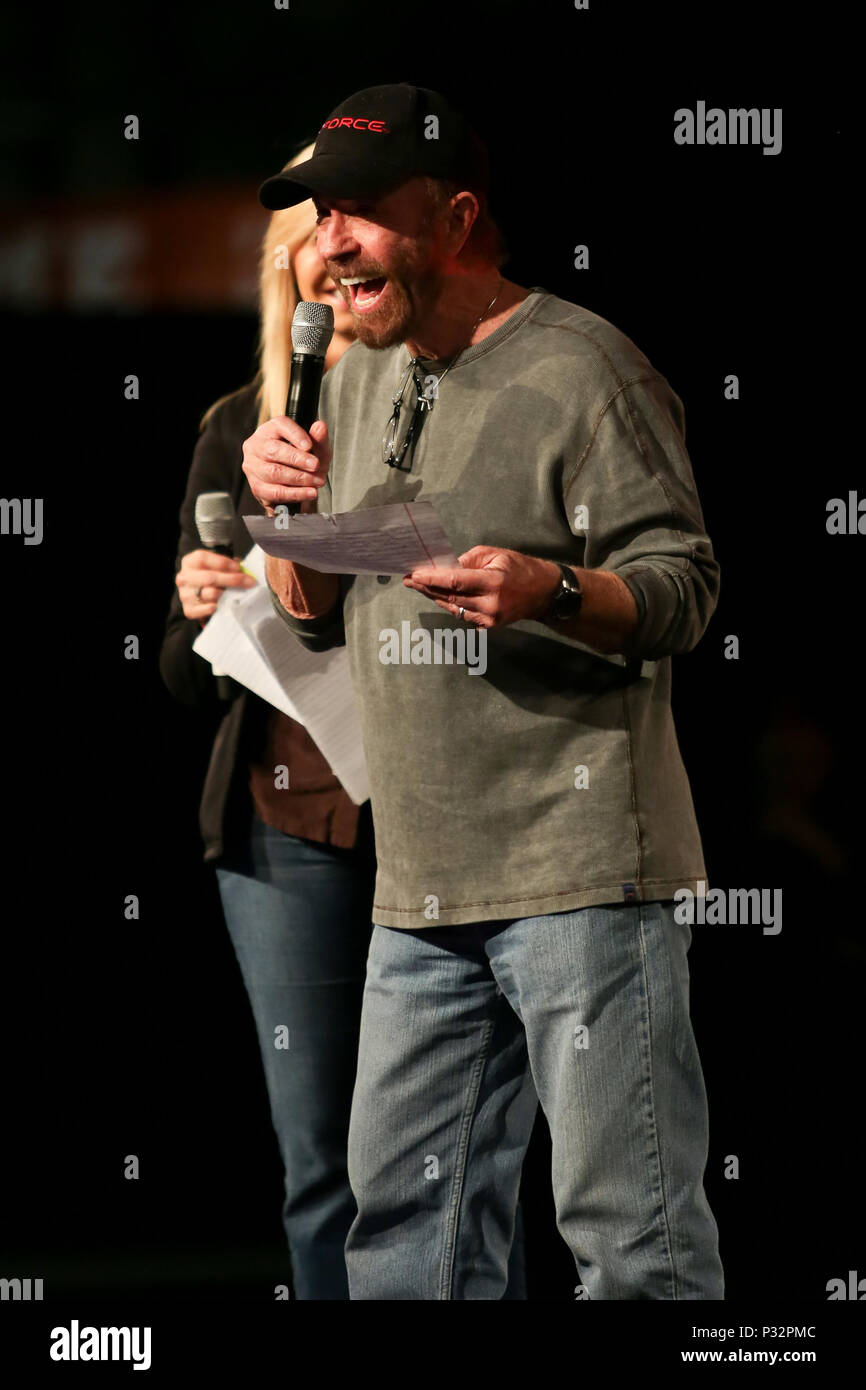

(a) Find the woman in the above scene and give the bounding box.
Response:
[160,144,376,1301]
[159,145,528,1300]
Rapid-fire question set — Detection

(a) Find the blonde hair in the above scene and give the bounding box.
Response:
[200,143,319,431]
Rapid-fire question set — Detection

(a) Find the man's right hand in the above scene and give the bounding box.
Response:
[242,415,340,621]
[242,416,331,515]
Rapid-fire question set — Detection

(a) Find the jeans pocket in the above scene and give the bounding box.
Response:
[657,896,693,952]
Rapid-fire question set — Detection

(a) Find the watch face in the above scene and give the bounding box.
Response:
[554,590,581,619]
[553,569,582,619]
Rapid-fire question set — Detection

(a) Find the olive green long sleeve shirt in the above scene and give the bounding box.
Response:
[268,289,719,929]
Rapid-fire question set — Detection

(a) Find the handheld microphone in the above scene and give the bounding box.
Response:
[285,300,334,516]
[195,491,234,556]
[194,491,237,702]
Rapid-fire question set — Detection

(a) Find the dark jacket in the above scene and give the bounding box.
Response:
[159,382,272,862]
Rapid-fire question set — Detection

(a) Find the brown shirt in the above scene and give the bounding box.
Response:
[248,708,360,849]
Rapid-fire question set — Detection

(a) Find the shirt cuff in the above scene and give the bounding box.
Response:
[268,580,345,645]
[617,565,681,658]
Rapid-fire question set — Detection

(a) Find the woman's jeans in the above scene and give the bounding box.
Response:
[216,813,530,1298]
[345,899,724,1300]
[216,812,376,1300]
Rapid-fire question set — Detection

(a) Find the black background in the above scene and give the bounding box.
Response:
[1,0,859,1309]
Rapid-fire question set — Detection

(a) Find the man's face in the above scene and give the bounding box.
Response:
[313,177,449,350]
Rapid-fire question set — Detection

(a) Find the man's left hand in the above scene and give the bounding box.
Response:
[403,546,561,629]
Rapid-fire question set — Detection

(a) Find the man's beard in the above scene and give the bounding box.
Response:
[329,239,442,351]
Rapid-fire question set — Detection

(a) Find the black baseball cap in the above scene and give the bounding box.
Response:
[259,83,490,210]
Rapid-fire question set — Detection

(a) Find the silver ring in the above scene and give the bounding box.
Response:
[458,606,465,620]
[194,587,202,599]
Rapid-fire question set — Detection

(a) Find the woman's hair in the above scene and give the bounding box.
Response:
[255,143,320,426]
[199,142,317,431]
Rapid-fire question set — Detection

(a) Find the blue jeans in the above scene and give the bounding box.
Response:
[345,900,724,1300]
[217,813,529,1298]
[216,812,376,1299]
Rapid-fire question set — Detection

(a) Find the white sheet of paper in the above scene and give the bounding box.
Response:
[243,499,458,575]
[193,548,369,804]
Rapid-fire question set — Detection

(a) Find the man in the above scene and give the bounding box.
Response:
[243,82,724,1300]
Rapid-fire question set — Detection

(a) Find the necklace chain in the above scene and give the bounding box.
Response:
[383,279,505,469]
[407,277,504,408]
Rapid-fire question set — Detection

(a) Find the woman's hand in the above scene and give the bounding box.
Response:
[176,549,256,622]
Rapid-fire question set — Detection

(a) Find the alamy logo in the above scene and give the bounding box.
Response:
[826,492,865,534]
[826,1271,866,1299]
[49,1320,152,1370]
[0,498,43,545]
[379,620,487,675]
[674,103,782,156]
[1,1276,43,1299]
[674,881,782,934]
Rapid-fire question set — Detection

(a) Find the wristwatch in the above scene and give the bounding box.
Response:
[546,563,583,622]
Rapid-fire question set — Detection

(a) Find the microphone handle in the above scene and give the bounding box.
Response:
[285,352,326,515]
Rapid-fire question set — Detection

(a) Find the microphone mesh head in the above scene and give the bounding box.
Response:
[195,491,234,547]
[291,300,335,355]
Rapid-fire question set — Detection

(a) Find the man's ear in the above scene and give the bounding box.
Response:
[449,190,480,254]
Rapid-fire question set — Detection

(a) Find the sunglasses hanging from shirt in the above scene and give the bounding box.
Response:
[382,358,434,470]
